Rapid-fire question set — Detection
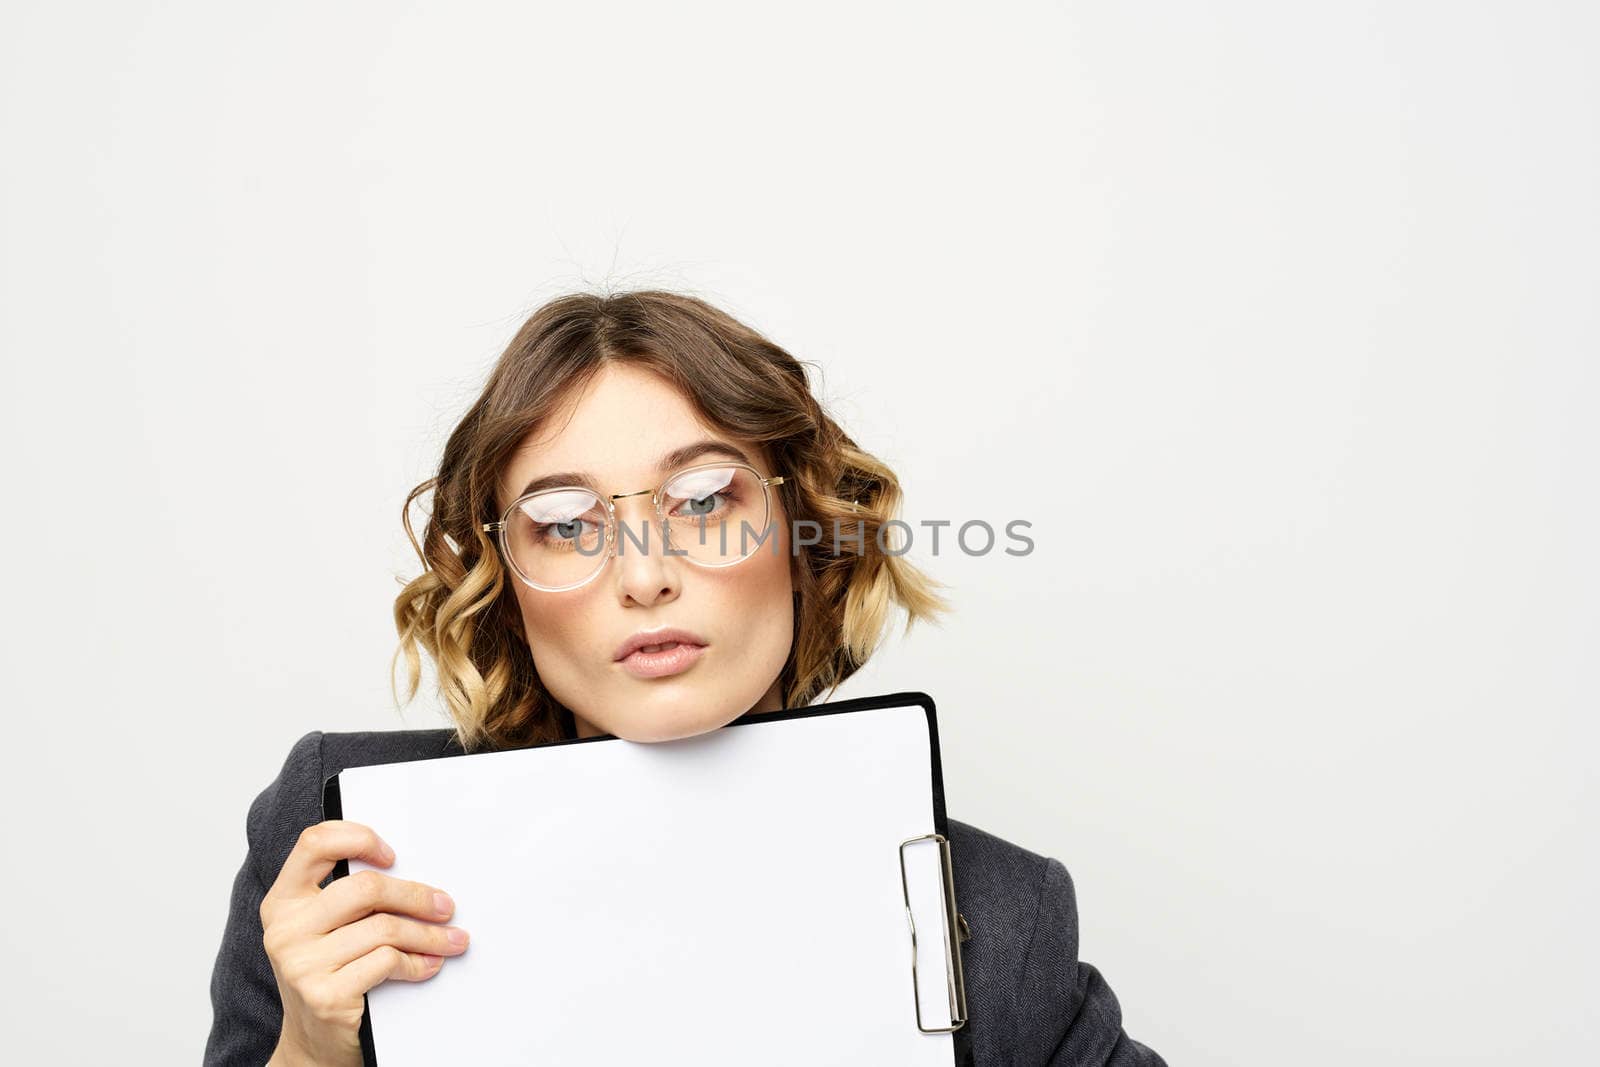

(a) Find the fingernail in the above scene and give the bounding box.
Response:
[379,841,396,863]
[433,892,454,917]
[446,927,469,947]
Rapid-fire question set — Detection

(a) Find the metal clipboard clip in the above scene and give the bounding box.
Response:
[898,832,969,1034]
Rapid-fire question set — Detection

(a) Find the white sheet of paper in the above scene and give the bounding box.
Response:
[337,699,959,1065]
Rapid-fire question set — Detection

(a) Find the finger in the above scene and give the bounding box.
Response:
[309,868,456,936]
[316,911,470,971]
[274,821,395,895]
[337,944,446,994]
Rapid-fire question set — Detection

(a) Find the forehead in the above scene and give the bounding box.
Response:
[498,362,765,504]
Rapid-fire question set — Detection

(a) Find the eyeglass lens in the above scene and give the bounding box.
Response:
[502,465,774,589]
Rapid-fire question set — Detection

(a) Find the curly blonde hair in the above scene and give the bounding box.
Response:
[392,290,948,752]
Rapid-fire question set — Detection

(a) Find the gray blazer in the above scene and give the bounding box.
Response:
[205,729,1167,1066]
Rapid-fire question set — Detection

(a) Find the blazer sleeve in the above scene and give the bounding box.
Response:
[203,730,325,1066]
[1022,858,1168,1066]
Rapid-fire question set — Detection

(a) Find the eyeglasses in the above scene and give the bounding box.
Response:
[482,461,787,592]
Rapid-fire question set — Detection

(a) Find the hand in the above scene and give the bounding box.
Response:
[260,820,469,1067]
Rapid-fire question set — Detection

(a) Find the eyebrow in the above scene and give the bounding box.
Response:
[515,439,755,499]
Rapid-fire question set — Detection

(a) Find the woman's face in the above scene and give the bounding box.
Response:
[495,361,795,742]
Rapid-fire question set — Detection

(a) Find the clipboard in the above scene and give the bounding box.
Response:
[322,690,969,1064]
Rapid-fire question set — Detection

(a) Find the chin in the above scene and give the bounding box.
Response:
[603,685,749,744]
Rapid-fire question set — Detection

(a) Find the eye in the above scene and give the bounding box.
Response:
[540,517,597,543]
[515,489,607,551]
[663,467,740,520]
[677,491,724,518]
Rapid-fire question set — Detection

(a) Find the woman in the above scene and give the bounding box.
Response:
[203,291,1167,1066]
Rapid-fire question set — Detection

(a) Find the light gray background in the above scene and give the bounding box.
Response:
[2,2,1595,1063]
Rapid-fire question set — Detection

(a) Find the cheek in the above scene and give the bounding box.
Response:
[512,585,594,664]
[736,532,796,642]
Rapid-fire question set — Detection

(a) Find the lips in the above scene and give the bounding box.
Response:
[617,641,706,679]
[612,626,709,662]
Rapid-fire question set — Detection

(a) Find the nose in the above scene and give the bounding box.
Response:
[610,494,680,608]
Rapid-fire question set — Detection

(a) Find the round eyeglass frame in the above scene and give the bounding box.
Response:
[481,460,787,593]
